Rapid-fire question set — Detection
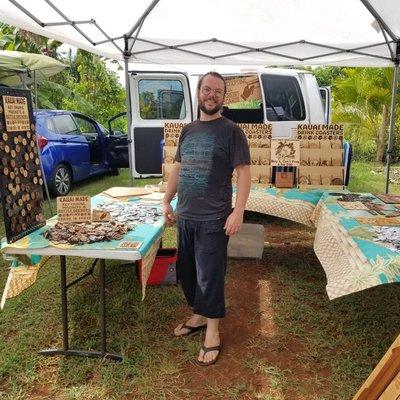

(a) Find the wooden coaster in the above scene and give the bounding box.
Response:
[338,201,369,210]
[356,217,400,226]
[376,194,400,204]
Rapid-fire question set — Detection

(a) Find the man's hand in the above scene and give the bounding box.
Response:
[163,202,176,226]
[224,209,244,236]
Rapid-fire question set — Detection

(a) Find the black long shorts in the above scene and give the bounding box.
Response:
[176,217,229,319]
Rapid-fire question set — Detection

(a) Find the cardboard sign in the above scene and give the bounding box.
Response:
[164,122,185,146]
[162,163,174,182]
[164,146,177,164]
[0,88,45,243]
[92,209,111,222]
[57,196,91,223]
[271,140,300,166]
[225,76,261,104]
[103,187,151,198]
[118,241,143,250]
[2,95,30,132]
[239,123,272,148]
[296,124,344,140]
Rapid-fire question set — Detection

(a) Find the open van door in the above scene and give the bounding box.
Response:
[260,72,308,138]
[319,86,332,124]
[105,112,130,168]
[129,72,193,177]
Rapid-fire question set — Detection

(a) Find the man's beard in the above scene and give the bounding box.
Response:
[198,98,224,116]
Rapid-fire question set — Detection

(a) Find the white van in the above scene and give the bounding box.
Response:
[114,68,333,178]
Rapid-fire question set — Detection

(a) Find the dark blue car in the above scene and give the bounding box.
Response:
[34,110,129,196]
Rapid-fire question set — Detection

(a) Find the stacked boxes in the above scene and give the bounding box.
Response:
[162,122,346,190]
[236,123,272,186]
[162,122,185,182]
[297,124,344,188]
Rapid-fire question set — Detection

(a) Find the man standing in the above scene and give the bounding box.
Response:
[162,72,251,366]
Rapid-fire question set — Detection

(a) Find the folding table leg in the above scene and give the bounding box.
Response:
[39,256,122,362]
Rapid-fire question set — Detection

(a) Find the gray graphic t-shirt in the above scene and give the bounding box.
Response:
[174,116,250,220]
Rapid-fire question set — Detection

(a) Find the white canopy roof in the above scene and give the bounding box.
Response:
[0,0,399,67]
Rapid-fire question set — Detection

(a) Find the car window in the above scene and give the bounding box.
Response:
[74,115,97,134]
[98,123,109,136]
[138,79,186,120]
[53,114,80,135]
[261,74,305,121]
[45,117,56,133]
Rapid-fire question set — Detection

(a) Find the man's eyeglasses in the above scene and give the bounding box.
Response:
[200,86,225,98]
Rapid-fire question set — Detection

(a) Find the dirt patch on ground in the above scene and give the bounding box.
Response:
[171,217,329,399]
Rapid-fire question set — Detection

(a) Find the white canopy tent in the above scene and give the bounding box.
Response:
[0,0,399,190]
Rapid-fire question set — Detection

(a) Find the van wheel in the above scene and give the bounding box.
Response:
[110,168,119,176]
[51,164,72,196]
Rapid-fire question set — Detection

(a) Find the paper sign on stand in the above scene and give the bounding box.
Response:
[57,196,91,223]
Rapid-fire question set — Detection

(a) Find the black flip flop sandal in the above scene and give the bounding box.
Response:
[195,343,222,366]
[173,322,207,337]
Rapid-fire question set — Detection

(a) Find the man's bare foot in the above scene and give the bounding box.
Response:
[198,331,221,364]
[174,314,207,337]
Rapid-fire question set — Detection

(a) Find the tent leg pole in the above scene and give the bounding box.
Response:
[33,70,38,109]
[385,61,399,194]
[124,39,134,186]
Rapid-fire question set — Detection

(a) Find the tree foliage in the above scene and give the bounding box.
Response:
[0,23,126,129]
[332,68,397,162]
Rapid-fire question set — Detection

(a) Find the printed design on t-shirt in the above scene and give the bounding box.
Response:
[178,132,215,198]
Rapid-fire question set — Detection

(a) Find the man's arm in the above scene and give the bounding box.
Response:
[224,164,250,235]
[162,162,180,226]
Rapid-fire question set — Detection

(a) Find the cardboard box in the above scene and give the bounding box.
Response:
[227,224,265,259]
[298,166,344,187]
[250,165,270,184]
[163,146,177,164]
[300,148,343,166]
[250,148,270,165]
[239,123,272,148]
[275,171,295,188]
[162,163,175,182]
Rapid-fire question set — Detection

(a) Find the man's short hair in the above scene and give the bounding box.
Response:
[197,71,226,94]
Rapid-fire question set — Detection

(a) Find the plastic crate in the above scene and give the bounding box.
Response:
[138,247,177,285]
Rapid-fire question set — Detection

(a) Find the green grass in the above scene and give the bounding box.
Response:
[348,161,400,194]
[0,162,399,399]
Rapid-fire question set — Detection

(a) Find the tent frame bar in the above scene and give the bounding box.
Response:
[43,0,94,45]
[359,0,397,42]
[44,20,93,27]
[376,20,395,60]
[385,44,400,194]
[6,0,397,64]
[131,37,394,62]
[127,0,161,53]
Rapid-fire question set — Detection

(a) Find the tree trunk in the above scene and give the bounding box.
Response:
[376,104,388,162]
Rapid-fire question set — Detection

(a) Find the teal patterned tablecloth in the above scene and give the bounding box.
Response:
[312,192,400,298]
[1,193,173,307]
